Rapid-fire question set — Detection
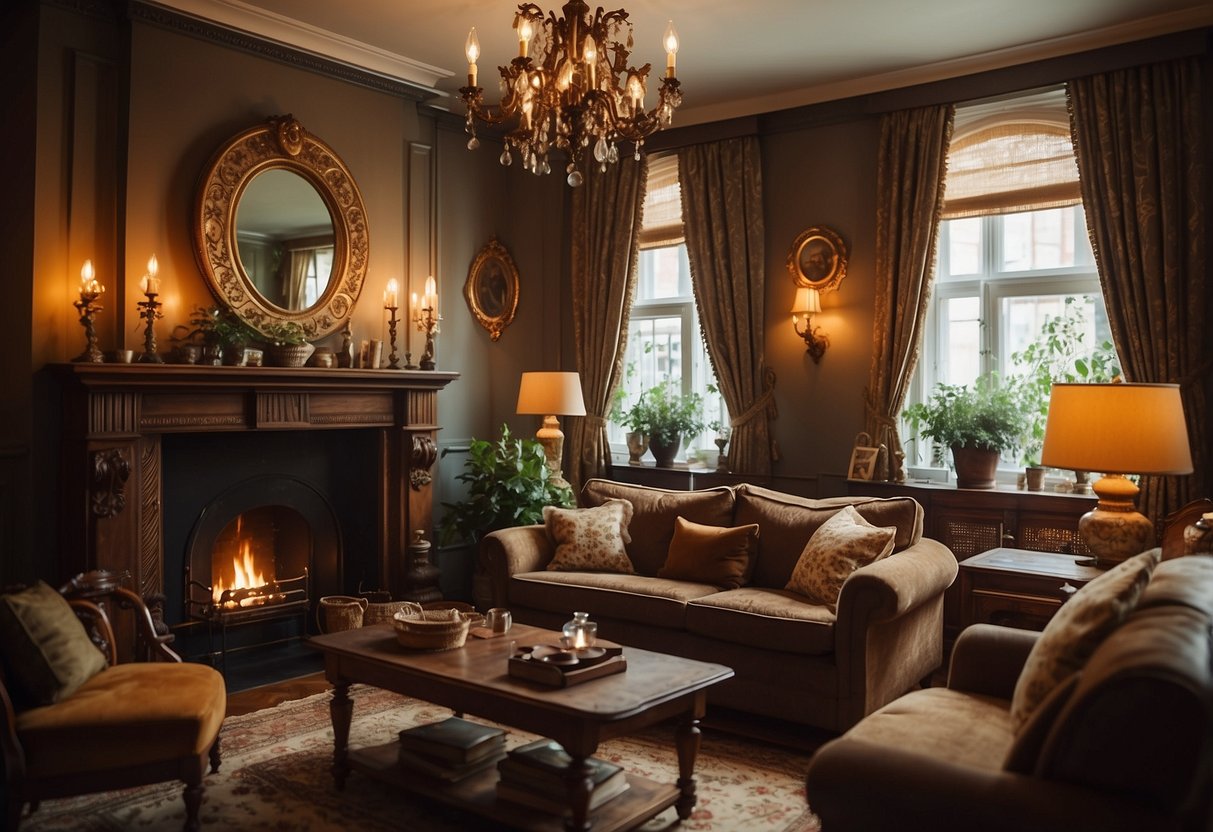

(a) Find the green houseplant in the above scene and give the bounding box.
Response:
[903,373,1027,489]
[260,321,315,367]
[438,424,574,546]
[177,305,260,364]
[620,381,704,467]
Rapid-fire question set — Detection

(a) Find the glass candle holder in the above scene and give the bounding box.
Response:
[561,611,597,650]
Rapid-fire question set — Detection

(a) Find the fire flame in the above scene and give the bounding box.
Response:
[212,537,268,605]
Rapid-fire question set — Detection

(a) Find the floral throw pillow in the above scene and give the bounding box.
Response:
[1009,548,1159,734]
[544,499,635,573]
[785,505,896,610]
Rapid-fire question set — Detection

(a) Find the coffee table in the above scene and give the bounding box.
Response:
[309,623,734,831]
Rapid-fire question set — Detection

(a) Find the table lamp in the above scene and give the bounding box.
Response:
[516,371,586,489]
[1040,382,1193,567]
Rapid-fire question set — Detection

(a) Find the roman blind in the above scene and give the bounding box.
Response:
[638,153,684,249]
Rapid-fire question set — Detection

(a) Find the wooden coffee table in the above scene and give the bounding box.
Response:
[309,623,733,831]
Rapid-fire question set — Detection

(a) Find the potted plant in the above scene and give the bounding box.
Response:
[623,381,705,468]
[261,322,315,367]
[437,424,574,547]
[176,305,259,365]
[903,373,1026,489]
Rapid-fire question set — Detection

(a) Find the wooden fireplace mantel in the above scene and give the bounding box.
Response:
[52,363,459,603]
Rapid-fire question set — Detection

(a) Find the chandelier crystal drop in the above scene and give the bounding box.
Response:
[460,1,682,187]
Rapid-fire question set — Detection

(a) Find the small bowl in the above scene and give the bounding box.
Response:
[538,651,580,666]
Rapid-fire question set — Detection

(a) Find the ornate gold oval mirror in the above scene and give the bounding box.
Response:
[193,115,368,340]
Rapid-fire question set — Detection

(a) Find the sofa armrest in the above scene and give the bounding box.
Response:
[805,737,1166,832]
[833,537,958,728]
[478,525,552,608]
[947,623,1039,700]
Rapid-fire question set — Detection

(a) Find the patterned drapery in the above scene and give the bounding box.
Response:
[866,105,955,481]
[1068,58,1208,524]
[566,156,647,495]
[679,137,774,475]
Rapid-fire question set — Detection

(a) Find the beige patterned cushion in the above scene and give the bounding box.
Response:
[657,517,760,589]
[784,505,896,609]
[544,499,635,573]
[0,581,108,709]
[1009,548,1158,734]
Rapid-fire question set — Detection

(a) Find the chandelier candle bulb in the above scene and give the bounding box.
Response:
[664,20,678,76]
[384,278,398,310]
[465,27,479,86]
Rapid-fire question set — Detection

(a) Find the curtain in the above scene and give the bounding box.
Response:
[1068,58,1208,524]
[566,155,647,495]
[866,105,954,482]
[679,137,774,475]
[285,249,311,309]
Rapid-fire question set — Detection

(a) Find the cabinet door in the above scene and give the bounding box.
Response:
[1016,511,1089,555]
[933,509,1013,559]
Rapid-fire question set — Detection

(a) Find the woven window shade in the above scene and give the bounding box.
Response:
[942,122,1080,220]
[639,153,684,249]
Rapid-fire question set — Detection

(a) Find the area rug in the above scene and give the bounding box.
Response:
[19,686,821,831]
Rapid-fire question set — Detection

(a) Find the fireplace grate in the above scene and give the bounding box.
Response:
[185,568,310,674]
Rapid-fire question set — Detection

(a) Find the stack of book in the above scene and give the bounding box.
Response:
[397,717,506,782]
[495,738,629,814]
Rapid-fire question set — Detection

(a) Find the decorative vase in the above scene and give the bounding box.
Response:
[561,611,597,650]
[714,437,729,472]
[648,436,680,468]
[626,431,649,465]
[1025,465,1046,492]
[268,342,315,368]
[950,445,999,489]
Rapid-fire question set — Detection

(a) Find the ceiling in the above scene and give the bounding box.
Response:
[156,0,1211,124]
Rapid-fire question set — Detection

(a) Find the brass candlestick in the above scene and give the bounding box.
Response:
[414,304,441,371]
[386,306,401,369]
[72,290,105,363]
[137,291,164,363]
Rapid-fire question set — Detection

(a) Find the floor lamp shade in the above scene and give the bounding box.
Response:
[1041,383,1193,566]
[516,372,586,490]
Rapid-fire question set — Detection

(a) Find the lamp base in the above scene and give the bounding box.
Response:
[536,416,569,490]
[1078,473,1154,568]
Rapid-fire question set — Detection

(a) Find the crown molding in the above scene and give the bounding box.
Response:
[140,0,451,93]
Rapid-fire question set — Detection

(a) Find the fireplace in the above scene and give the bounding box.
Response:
[53,364,458,660]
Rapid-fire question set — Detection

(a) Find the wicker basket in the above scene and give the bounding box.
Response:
[363,599,417,626]
[392,604,473,650]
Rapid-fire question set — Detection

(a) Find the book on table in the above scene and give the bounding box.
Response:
[495,739,629,813]
[397,716,506,766]
[397,746,505,783]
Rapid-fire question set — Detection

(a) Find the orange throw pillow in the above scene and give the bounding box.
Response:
[657,516,760,590]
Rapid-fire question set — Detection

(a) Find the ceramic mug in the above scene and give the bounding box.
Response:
[484,607,512,635]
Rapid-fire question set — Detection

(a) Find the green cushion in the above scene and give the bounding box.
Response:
[0,581,108,708]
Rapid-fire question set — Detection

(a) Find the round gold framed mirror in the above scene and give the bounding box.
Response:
[787,225,847,292]
[193,115,368,340]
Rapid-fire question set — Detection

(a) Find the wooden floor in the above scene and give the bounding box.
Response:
[226,671,330,717]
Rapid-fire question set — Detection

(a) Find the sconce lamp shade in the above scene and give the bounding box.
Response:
[1040,383,1192,475]
[516,372,587,417]
[1041,382,1192,567]
[791,286,822,315]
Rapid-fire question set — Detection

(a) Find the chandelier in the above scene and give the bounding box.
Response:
[460,1,682,187]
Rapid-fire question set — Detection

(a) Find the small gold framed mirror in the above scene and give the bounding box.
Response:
[464,237,519,342]
[193,115,368,340]
[787,225,847,292]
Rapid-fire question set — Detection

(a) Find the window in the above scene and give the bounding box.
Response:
[904,89,1117,476]
[607,155,726,461]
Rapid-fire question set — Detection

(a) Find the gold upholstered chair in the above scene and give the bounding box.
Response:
[0,570,226,831]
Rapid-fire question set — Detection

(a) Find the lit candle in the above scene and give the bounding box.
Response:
[465,28,480,86]
[663,20,678,77]
[424,276,437,312]
[516,15,533,59]
[143,254,160,295]
[79,260,103,296]
[410,291,418,322]
[384,278,399,309]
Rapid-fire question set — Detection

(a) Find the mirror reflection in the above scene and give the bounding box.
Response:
[235,169,335,311]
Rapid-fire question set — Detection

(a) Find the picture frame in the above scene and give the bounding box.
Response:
[847,432,879,481]
[787,225,848,292]
[464,237,520,342]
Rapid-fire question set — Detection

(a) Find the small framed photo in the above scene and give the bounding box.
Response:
[787,225,848,293]
[848,446,880,481]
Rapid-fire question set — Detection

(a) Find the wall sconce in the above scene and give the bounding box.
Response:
[791,287,829,363]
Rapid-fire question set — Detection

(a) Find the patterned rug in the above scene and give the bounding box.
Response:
[19,686,821,831]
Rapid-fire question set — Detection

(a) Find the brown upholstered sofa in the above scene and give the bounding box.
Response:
[479,479,958,732]
[804,554,1213,831]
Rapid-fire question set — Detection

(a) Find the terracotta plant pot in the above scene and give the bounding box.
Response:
[951,445,999,489]
[1025,465,1046,492]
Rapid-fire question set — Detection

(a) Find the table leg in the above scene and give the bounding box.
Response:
[329,681,352,789]
[563,754,594,832]
[674,716,701,820]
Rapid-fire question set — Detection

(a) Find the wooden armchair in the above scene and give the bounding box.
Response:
[0,570,226,831]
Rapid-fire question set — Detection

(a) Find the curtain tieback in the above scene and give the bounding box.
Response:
[730,368,778,429]
[583,414,606,430]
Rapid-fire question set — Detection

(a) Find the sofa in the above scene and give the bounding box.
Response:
[804,553,1213,831]
[479,478,958,732]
